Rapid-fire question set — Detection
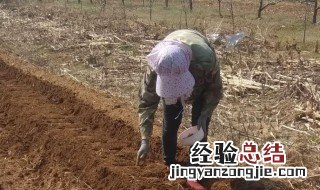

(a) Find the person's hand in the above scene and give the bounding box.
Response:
[136,139,149,166]
[197,115,208,137]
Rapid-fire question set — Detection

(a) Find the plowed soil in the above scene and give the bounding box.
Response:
[0,53,187,189]
[0,52,295,190]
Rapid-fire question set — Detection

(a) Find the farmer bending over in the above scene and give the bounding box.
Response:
[137,29,223,166]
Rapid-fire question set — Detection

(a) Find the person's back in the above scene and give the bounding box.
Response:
[165,29,220,101]
[165,29,215,64]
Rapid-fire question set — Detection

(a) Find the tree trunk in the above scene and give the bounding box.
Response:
[122,0,124,5]
[313,0,318,24]
[189,0,192,11]
[165,0,168,7]
[258,0,263,19]
[149,0,152,20]
[218,0,222,18]
[230,0,234,33]
[184,8,188,26]
[258,0,277,19]
[303,4,307,44]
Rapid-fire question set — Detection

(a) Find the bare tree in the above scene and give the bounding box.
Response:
[180,0,188,27]
[185,2,189,25]
[313,0,319,24]
[165,0,168,7]
[218,0,223,17]
[258,0,278,19]
[189,0,193,11]
[303,2,308,43]
[149,0,153,20]
[230,0,235,33]
[122,0,127,20]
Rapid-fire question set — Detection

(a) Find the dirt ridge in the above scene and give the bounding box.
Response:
[0,54,178,189]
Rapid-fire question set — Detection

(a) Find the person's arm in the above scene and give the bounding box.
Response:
[138,65,160,140]
[198,57,223,133]
[200,65,223,118]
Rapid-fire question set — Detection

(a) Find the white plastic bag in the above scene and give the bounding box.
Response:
[225,32,245,50]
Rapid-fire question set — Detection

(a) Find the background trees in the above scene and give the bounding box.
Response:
[313,0,319,24]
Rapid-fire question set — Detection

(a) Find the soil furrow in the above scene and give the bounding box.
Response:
[0,59,176,190]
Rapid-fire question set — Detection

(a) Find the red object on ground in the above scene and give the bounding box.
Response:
[186,180,205,190]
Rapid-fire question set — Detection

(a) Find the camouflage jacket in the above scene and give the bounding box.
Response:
[138,29,223,140]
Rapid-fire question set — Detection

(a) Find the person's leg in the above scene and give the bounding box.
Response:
[162,100,183,165]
